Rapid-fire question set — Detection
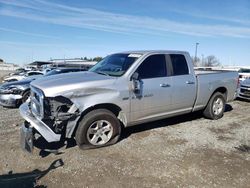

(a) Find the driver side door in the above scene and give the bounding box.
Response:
[130,54,172,124]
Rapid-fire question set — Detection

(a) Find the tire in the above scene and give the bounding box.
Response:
[22,90,30,103]
[203,92,226,120]
[75,109,121,149]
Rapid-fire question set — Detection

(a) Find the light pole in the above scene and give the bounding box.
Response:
[195,42,199,63]
[201,54,204,66]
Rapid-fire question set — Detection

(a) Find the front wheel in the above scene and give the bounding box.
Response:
[75,109,121,149]
[22,90,30,103]
[203,92,226,120]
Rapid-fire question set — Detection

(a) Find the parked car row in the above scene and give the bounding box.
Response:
[0,68,86,107]
[3,70,44,83]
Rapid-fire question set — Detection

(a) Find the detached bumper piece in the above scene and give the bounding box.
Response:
[20,121,34,153]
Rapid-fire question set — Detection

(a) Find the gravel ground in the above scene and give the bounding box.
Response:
[0,100,249,188]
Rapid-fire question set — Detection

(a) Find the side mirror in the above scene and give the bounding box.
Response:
[131,72,141,94]
[131,72,139,80]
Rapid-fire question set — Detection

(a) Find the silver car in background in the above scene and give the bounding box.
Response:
[238,78,250,100]
[0,68,86,107]
[3,71,44,83]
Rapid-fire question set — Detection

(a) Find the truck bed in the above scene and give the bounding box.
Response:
[193,70,238,112]
[194,70,236,75]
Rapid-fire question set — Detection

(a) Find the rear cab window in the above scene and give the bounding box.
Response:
[169,54,189,76]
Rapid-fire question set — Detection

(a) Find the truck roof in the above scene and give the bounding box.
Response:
[120,50,189,55]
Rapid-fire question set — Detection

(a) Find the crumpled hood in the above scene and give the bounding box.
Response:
[1,77,35,88]
[242,79,250,86]
[31,71,117,97]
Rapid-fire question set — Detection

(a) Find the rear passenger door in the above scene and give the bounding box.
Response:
[169,54,196,112]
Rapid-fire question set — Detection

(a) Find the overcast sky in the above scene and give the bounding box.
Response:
[0,0,249,66]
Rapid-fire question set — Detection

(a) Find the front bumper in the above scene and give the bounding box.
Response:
[238,93,250,100]
[237,87,250,100]
[0,93,22,107]
[19,103,61,143]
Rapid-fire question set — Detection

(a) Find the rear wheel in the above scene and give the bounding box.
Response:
[75,109,121,149]
[203,92,226,120]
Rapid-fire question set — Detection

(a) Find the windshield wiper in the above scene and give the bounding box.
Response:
[95,71,110,76]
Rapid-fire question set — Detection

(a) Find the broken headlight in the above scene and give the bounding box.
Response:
[43,96,79,133]
[0,85,23,94]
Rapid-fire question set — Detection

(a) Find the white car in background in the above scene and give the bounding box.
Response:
[3,71,44,83]
[238,78,250,100]
[238,68,250,82]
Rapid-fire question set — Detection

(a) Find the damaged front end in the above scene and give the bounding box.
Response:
[43,96,80,135]
[20,86,80,153]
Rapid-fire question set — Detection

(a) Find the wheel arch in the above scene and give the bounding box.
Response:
[82,103,122,117]
[212,87,227,100]
[71,103,125,138]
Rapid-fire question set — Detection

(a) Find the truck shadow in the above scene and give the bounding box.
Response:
[34,137,76,158]
[121,104,233,140]
[225,104,233,112]
[0,159,63,188]
[121,111,202,140]
[236,97,250,103]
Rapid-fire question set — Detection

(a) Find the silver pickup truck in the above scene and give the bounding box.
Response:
[19,50,238,152]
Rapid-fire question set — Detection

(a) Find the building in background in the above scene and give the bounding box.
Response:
[0,59,19,71]
[29,58,97,70]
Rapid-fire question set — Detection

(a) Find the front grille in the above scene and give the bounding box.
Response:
[240,85,250,96]
[240,89,250,96]
[30,86,44,119]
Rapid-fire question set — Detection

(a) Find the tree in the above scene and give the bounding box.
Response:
[204,55,220,67]
[191,56,201,67]
[0,58,3,64]
[92,56,103,62]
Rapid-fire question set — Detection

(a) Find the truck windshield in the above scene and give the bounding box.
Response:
[89,53,141,77]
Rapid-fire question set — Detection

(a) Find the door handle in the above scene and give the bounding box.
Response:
[186,81,195,84]
[160,83,170,87]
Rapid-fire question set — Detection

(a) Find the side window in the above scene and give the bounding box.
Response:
[28,72,35,76]
[29,72,43,76]
[170,54,189,76]
[33,72,42,75]
[136,54,167,79]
